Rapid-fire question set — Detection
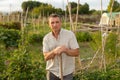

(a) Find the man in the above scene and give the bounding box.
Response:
[43,13,79,80]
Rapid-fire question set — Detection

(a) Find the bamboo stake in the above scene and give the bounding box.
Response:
[100,0,106,72]
[59,55,63,80]
[115,14,120,59]
[86,46,101,69]
[75,0,80,32]
[75,0,82,69]
[67,0,74,31]
[109,0,115,27]
[21,12,24,45]
[24,7,29,27]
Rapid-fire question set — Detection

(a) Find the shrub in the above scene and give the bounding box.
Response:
[2,46,46,80]
[0,29,21,48]
[73,69,120,80]
[76,32,92,42]
[0,22,21,30]
[90,31,101,50]
[0,51,6,79]
[105,32,118,56]
[28,33,44,44]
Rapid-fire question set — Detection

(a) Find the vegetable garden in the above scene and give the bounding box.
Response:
[0,0,120,79]
[0,20,120,80]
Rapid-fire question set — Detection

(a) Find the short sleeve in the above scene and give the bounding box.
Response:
[69,32,79,49]
[43,37,49,53]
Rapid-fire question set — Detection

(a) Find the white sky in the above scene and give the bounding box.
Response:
[0,0,119,13]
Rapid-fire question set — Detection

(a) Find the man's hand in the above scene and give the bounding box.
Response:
[53,45,68,55]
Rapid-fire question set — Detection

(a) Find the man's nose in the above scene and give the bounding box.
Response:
[53,23,57,26]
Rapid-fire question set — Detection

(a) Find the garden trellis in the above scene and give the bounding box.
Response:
[66,0,120,73]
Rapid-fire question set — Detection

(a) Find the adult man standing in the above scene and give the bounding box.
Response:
[43,13,79,80]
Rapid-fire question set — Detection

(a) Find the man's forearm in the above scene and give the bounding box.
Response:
[66,48,79,57]
[44,50,55,61]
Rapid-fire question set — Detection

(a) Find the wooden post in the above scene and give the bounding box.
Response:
[100,0,106,72]
[67,0,74,31]
[75,0,80,32]
[59,55,63,80]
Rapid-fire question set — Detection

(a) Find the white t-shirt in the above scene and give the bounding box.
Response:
[43,28,79,77]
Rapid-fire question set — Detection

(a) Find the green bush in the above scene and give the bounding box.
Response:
[90,31,101,50]
[76,32,92,42]
[2,46,46,80]
[0,51,6,79]
[0,22,21,30]
[105,32,118,56]
[73,69,120,80]
[28,33,44,44]
[0,29,21,48]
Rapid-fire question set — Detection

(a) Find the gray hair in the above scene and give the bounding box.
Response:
[48,14,61,21]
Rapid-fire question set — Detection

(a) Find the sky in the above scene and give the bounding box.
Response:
[0,0,119,13]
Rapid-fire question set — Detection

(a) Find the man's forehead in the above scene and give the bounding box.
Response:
[49,17,60,21]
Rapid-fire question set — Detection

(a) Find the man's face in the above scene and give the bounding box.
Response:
[48,17,61,32]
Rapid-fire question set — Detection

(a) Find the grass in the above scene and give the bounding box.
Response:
[79,42,95,59]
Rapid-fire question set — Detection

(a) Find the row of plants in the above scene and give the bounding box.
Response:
[0,29,21,48]
[75,31,120,80]
[0,25,93,48]
[0,22,21,30]
[0,45,46,80]
[0,25,46,79]
[73,68,120,80]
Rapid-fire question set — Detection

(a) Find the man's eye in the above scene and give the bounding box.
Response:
[51,22,54,24]
[56,21,59,23]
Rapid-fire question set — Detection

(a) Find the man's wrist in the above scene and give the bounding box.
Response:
[51,50,55,58]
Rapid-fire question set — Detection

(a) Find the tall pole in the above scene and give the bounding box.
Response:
[110,0,115,27]
[100,0,106,72]
[67,0,74,31]
[59,55,63,80]
[75,0,82,68]
[75,0,80,32]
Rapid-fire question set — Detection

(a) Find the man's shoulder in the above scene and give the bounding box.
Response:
[43,32,52,39]
[62,29,74,35]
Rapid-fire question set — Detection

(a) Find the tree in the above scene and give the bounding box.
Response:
[32,4,55,17]
[21,1,42,12]
[21,1,65,17]
[79,3,89,14]
[107,0,120,12]
[66,2,77,14]
[66,2,89,14]
[70,2,77,9]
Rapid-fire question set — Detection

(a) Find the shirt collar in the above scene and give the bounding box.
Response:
[51,28,63,39]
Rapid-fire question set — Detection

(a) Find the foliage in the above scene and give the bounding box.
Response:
[1,45,46,80]
[66,2,89,14]
[55,8,65,16]
[105,32,118,56]
[79,3,89,14]
[0,50,6,79]
[107,0,120,12]
[104,32,120,64]
[28,33,44,45]
[73,68,120,80]
[21,1,43,12]
[0,29,21,48]
[0,22,21,30]
[32,4,55,17]
[90,31,102,50]
[22,1,90,17]
[76,32,92,42]
[22,1,65,17]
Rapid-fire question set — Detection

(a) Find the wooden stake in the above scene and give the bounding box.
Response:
[59,55,63,80]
